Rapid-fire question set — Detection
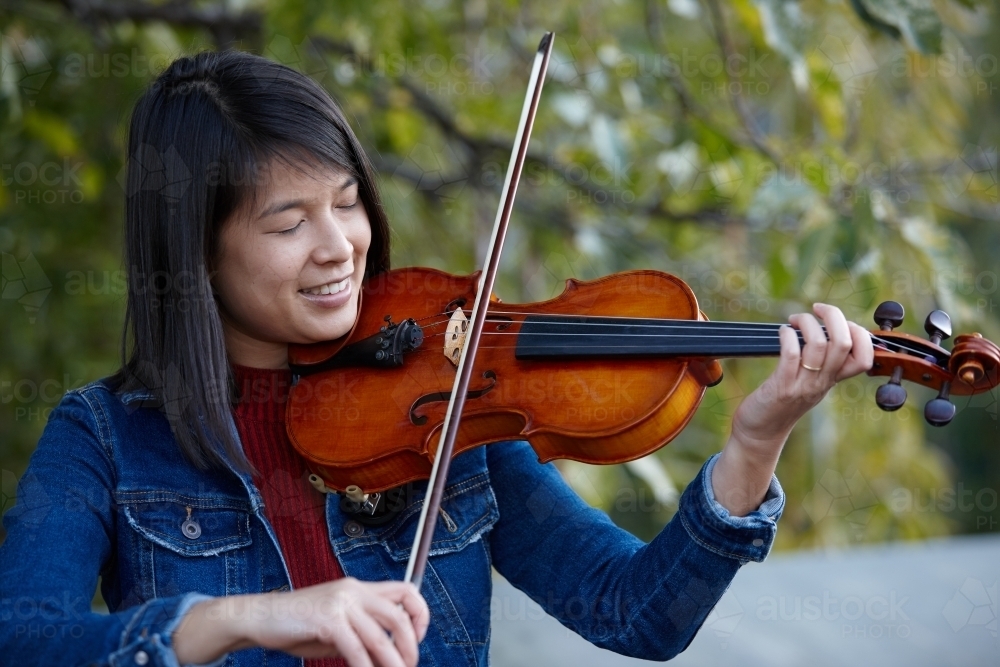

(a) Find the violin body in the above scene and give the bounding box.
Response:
[287,267,1000,496]
[287,267,723,493]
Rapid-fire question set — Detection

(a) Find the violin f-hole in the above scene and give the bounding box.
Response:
[409,370,498,426]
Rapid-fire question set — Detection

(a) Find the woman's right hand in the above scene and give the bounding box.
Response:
[173,577,430,667]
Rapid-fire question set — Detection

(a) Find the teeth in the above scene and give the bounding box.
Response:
[302,278,349,296]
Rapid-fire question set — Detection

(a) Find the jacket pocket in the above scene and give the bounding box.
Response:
[380,473,499,648]
[120,492,253,599]
[379,472,499,562]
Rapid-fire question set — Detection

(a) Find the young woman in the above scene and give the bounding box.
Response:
[0,50,873,667]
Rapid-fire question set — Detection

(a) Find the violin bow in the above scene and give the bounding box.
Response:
[404,32,554,588]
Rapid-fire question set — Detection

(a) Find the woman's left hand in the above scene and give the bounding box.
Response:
[711,303,874,516]
[733,302,875,446]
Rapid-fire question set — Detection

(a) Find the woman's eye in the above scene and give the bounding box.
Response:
[337,199,359,210]
[278,220,304,235]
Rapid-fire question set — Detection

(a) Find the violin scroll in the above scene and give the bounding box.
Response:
[951,333,1000,388]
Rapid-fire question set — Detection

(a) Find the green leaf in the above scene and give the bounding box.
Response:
[851,0,944,54]
[752,0,810,90]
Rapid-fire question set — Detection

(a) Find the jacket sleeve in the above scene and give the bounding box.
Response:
[487,440,784,661]
[0,389,226,667]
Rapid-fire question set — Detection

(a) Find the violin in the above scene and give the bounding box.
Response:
[287,32,997,588]
[286,267,1000,496]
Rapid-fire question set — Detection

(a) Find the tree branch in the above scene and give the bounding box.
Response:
[644,0,757,150]
[703,0,781,163]
[55,0,262,49]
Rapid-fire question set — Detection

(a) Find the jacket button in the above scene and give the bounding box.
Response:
[343,520,364,537]
[181,519,202,540]
[134,650,149,665]
[752,538,764,547]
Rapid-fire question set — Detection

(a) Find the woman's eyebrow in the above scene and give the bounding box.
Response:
[256,177,358,219]
[257,198,306,219]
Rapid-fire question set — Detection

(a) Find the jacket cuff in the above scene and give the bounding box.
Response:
[677,453,785,564]
[109,593,229,667]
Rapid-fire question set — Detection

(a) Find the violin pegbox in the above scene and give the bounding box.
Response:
[867,301,1000,426]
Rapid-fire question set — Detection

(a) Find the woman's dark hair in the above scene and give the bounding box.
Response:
[113,50,390,473]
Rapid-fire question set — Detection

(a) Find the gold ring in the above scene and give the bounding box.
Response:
[800,362,822,372]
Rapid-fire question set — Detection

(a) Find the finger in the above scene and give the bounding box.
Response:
[837,322,875,381]
[812,303,852,381]
[371,582,430,643]
[322,620,372,667]
[364,596,420,667]
[788,312,827,377]
[349,605,406,667]
[774,324,801,393]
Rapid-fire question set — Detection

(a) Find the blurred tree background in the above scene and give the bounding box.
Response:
[2,0,998,551]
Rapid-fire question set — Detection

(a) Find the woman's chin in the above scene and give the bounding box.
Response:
[291,295,359,343]
[294,316,356,344]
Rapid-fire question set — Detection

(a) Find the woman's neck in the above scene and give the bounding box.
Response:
[221,317,289,369]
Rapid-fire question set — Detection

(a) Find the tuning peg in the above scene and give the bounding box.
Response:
[874,301,905,331]
[924,381,956,427]
[875,366,907,411]
[924,310,952,346]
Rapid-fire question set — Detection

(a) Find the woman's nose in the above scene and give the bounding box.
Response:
[312,213,353,264]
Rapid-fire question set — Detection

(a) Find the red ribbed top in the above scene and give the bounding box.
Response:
[231,363,346,667]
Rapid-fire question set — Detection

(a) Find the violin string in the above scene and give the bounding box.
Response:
[420,322,898,347]
[417,325,933,358]
[417,319,806,337]
[404,312,939,360]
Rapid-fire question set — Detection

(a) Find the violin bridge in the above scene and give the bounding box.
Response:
[444,308,469,367]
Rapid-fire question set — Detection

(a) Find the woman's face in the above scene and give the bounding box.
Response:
[212,158,371,368]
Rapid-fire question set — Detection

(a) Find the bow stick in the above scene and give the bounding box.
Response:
[404,32,554,588]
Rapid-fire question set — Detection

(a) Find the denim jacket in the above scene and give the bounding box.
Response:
[0,378,784,667]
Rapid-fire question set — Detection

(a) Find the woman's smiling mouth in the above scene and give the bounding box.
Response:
[298,278,353,309]
[300,278,350,296]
